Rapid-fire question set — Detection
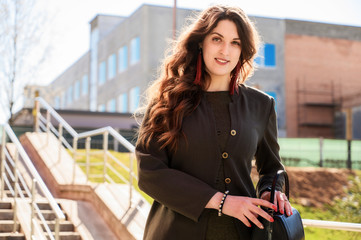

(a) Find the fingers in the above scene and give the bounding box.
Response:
[275,191,293,216]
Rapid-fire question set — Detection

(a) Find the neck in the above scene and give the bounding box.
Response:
[206,75,230,92]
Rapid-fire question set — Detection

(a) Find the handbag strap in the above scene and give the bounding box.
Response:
[269,170,289,205]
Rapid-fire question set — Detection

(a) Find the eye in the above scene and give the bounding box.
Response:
[232,41,241,46]
[212,37,221,42]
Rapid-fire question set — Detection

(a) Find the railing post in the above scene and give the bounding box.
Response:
[13,150,19,233]
[46,110,51,133]
[34,97,40,132]
[103,132,109,183]
[55,217,60,240]
[58,124,63,163]
[86,137,91,182]
[31,179,36,238]
[1,126,6,200]
[129,153,134,209]
[72,137,78,183]
[319,137,323,167]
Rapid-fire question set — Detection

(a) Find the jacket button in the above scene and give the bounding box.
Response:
[230,130,236,136]
[225,178,231,184]
[222,152,228,159]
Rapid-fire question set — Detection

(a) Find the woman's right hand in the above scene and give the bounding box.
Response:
[222,195,276,229]
[206,192,276,229]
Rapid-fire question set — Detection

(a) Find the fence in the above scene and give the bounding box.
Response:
[279,138,361,170]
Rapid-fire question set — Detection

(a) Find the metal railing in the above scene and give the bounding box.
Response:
[1,123,66,240]
[302,219,361,232]
[34,97,137,211]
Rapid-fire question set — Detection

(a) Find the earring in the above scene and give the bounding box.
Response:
[229,62,241,95]
[194,49,202,85]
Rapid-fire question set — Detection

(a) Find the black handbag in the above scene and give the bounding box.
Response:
[252,170,305,240]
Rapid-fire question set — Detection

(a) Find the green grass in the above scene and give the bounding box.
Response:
[72,149,153,203]
[72,149,361,239]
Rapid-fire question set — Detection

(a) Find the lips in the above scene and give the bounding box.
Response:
[215,58,229,64]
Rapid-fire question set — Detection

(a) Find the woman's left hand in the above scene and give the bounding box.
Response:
[260,190,293,216]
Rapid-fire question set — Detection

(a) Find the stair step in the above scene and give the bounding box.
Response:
[0,232,25,240]
[39,210,68,221]
[0,209,14,220]
[0,202,12,210]
[0,220,21,232]
[44,232,81,240]
[41,220,75,232]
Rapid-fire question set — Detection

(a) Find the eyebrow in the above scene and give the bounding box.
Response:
[211,32,240,41]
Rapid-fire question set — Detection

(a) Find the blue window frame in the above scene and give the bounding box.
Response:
[98,61,106,85]
[108,54,116,79]
[107,98,116,112]
[129,86,140,113]
[118,93,128,113]
[82,74,88,96]
[255,43,276,67]
[118,45,128,72]
[74,81,80,100]
[130,37,140,65]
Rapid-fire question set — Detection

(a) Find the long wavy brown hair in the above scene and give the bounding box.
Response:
[137,5,260,152]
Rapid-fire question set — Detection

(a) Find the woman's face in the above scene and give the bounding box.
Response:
[201,19,241,82]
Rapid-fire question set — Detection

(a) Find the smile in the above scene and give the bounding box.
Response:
[215,58,229,64]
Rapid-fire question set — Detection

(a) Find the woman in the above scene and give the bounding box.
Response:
[135,5,292,240]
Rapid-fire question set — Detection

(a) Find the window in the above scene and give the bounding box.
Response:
[129,86,140,113]
[74,81,80,100]
[118,45,128,72]
[98,104,106,112]
[61,92,66,109]
[108,54,116,79]
[67,86,73,105]
[130,37,140,65]
[54,96,60,109]
[107,98,117,112]
[254,43,276,67]
[118,93,128,113]
[82,75,88,96]
[98,61,106,85]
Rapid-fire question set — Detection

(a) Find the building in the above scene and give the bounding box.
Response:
[42,4,361,139]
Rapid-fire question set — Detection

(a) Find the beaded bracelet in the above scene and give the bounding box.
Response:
[218,190,230,216]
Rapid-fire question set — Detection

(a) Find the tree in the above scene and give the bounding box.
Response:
[0,0,51,124]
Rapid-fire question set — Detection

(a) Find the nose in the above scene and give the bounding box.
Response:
[220,42,230,56]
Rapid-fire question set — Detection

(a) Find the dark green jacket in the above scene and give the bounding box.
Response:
[136,85,284,240]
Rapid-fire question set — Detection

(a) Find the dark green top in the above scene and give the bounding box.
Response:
[205,91,239,240]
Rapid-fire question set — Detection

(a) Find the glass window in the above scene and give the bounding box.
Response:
[108,54,116,79]
[82,75,88,96]
[54,96,60,109]
[118,45,128,72]
[74,81,80,100]
[67,86,73,105]
[107,98,116,112]
[254,43,276,67]
[61,92,66,109]
[130,37,140,65]
[118,93,128,113]
[129,86,140,113]
[98,61,106,85]
[98,104,106,112]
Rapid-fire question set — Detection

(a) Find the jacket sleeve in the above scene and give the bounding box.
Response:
[136,132,218,222]
[255,98,285,198]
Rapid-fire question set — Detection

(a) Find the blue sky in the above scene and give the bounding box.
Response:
[36,0,361,86]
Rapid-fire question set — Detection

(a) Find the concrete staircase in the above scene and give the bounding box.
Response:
[0,201,25,240]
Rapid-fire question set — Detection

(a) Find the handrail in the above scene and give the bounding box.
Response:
[303,219,361,232]
[1,124,65,240]
[34,97,137,211]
